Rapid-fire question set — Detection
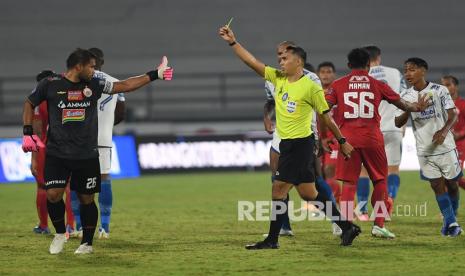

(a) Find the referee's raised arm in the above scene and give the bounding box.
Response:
[219,26,265,77]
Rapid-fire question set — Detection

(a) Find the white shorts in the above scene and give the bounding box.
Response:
[419,149,462,180]
[271,131,281,153]
[98,147,112,174]
[383,131,403,166]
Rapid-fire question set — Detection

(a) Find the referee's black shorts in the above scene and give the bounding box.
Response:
[275,135,315,185]
[44,154,101,194]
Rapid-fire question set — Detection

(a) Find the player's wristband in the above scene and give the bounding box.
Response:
[229,41,237,46]
[23,125,33,135]
[146,70,159,81]
[337,137,347,145]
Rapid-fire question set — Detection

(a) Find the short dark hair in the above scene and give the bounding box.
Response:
[286,45,307,63]
[66,48,97,69]
[88,47,104,68]
[443,75,459,86]
[362,45,381,61]
[317,61,336,72]
[36,70,55,82]
[278,40,296,47]
[347,48,370,69]
[404,57,428,70]
[304,63,315,73]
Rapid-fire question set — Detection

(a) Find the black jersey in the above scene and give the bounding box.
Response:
[28,75,113,159]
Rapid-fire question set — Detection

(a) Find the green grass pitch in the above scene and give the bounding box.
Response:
[1,171,465,275]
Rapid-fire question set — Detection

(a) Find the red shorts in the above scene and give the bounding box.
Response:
[323,147,339,167]
[34,148,46,187]
[322,140,339,167]
[336,146,388,182]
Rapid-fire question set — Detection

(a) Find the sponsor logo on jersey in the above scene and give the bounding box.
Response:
[45,179,66,186]
[349,75,370,83]
[420,108,435,117]
[57,101,90,109]
[287,101,297,113]
[57,91,67,95]
[62,109,85,124]
[282,92,288,101]
[57,101,66,109]
[83,86,92,97]
[417,105,437,120]
[370,67,384,74]
[68,102,91,108]
[68,90,83,101]
[425,92,434,106]
[430,84,440,90]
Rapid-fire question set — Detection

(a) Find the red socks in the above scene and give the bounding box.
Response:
[340,183,357,222]
[371,180,388,228]
[36,188,48,228]
[65,185,75,229]
[327,178,341,203]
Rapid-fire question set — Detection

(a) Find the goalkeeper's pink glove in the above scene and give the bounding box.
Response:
[22,135,45,152]
[22,125,45,152]
[157,56,174,81]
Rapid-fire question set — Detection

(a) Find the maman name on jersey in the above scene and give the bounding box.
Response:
[349,83,371,90]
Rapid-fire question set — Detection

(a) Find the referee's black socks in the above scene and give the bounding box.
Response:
[47,199,66,234]
[264,199,287,244]
[315,192,351,231]
[80,201,98,245]
[281,194,292,230]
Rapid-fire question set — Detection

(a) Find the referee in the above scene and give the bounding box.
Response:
[219,26,361,249]
[22,48,173,254]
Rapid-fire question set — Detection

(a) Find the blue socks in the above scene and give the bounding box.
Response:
[436,192,457,227]
[99,179,113,232]
[70,190,81,230]
[316,176,338,223]
[450,193,459,216]
[316,176,336,205]
[387,174,401,199]
[356,177,370,213]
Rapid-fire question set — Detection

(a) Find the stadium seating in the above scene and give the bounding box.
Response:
[0,0,464,124]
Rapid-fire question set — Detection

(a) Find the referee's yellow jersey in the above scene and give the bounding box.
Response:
[265,66,329,139]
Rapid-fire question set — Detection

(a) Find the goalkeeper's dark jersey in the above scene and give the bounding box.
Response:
[28,75,113,160]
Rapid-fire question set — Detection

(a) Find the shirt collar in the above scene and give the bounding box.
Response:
[350,69,369,75]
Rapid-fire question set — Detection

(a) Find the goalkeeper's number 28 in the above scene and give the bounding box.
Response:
[343,92,375,119]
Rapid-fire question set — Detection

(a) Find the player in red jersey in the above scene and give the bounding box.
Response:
[31,70,75,236]
[31,71,53,234]
[325,48,427,238]
[442,75,465,189]
[317,62,341,203]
